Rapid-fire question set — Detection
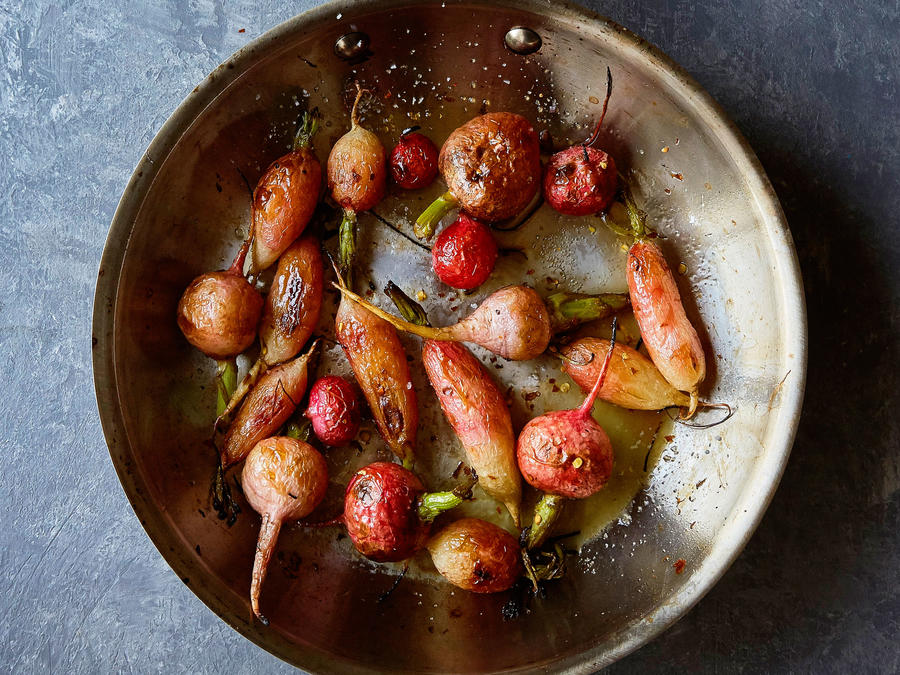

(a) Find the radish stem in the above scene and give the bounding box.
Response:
[415,190,458,239]
[525,493,565,550]
[544,291,629,334]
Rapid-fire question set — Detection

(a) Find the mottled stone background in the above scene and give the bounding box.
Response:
[0,0,897,672]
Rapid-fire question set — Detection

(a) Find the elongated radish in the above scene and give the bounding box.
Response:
[221,339,318,470]
[219,235,325,424]
[517,320,619,551]
[327,86,386,287]
[337,283,551,361]
[339,282,628,362]
[177,240,262,360]
[561,336,690,410]
[427,518,522,593]
[621,191,705,416]
[543,68,617,217]
[415,112,541,238]
[248,111,322,274]
[242,436,328,622]
[341,462,473,562]
[386,282,521,525]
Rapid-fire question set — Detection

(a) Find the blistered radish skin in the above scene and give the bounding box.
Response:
[422,341,521,525]
[258,234,323,366]
[221,342,317,469]
[336,299,418,468]
[561,337,690,410]
[306,375,361,447]
[427,518,521,593]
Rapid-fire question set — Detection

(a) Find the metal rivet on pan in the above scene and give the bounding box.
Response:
[334,32,370,60]
[504,26,542,55]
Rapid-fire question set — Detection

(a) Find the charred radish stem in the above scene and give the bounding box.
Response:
[415,191,458,239]
[584,67,613,147]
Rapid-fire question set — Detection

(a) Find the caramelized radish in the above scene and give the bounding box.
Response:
[621,192,706,416]
[416,112,541,238]
[177,241,263,359]
[543,68,618,216]
[561,336,690,410]
[386,283,521,524]
[248,111,323,273]
[389,127,439,190]
[337,283,551,361]
[219,235,325,424]
[341,462,473,562]
[427,518,522,593]
[221,340,318,471]
[242,436,328,622]
[327,86,386,283]
[306,375,361,447]
[517,321,619,550]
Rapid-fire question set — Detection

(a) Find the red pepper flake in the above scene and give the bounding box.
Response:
[664,188,672,195]
[552,384,560,392]
[522,390,541,402]
[238,28,246,33]
[450,305,459,311]
[665,435,675,443]
[670,172,684,181]
[673,559,686,574]
[549,378,556,384]
[526,269,535,275]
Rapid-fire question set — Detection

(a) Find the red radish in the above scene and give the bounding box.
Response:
[543,68,617,217]
[242,436,328,622]
[385,282,521,525]
[427,518,522,593]
[415,112,541,238]
[306,375,361,446]
[336,283,552,361]
[389,127,439,189]
[621,191,706,417]
[341,462,473,562]
[248,111,322,274]
[176,240,263,359]
[220,234,324,423]
[327,85,386,285]
[517,320,619,550]
[561,336,690,410]
[431,214,498,290]
[221,340,318,471]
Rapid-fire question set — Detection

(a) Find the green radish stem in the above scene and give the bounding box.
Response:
[415,190,458,239]
[292,108,320,151]
[333,283,454,342]
[212,358,241,525]
[338,209,357,289]
[417,470,477,522]
[544,291,629,334]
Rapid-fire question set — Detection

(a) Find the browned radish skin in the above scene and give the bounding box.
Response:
[561,337,690,410]
[622,193,705,416]
[258,234,323,365]
[176,241,263,359]
[221,340,318,470]
[249,112,322,274]
[427,518,522,593]
[422,340,521,526]
[415,113,541,238]
[336,284,551,362]
[335,299,418,469]
[242,436,328,622]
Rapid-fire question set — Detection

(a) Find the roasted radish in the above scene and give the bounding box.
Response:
[177,240,262,360]
[248,111,323,274]
[306,375,361,447]
[427,518,522,593]
[517,321,619,551]
[620,191,705,416]
[341,462,474,562]
[389,126,439,190]
[415,112,541,238]
[431,214,498,290]
[327,86,386,286]
[561,337,690,410]
[386,283,521,524]
[243,436,328,622]
[338,282,627,362]
[543,68,617,216]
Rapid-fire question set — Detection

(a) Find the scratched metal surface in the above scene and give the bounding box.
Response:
[0,1,897,673]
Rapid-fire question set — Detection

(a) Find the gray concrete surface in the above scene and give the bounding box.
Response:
[1,0,897,672]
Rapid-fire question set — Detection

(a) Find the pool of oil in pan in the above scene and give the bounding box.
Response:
[261,83,670,580]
